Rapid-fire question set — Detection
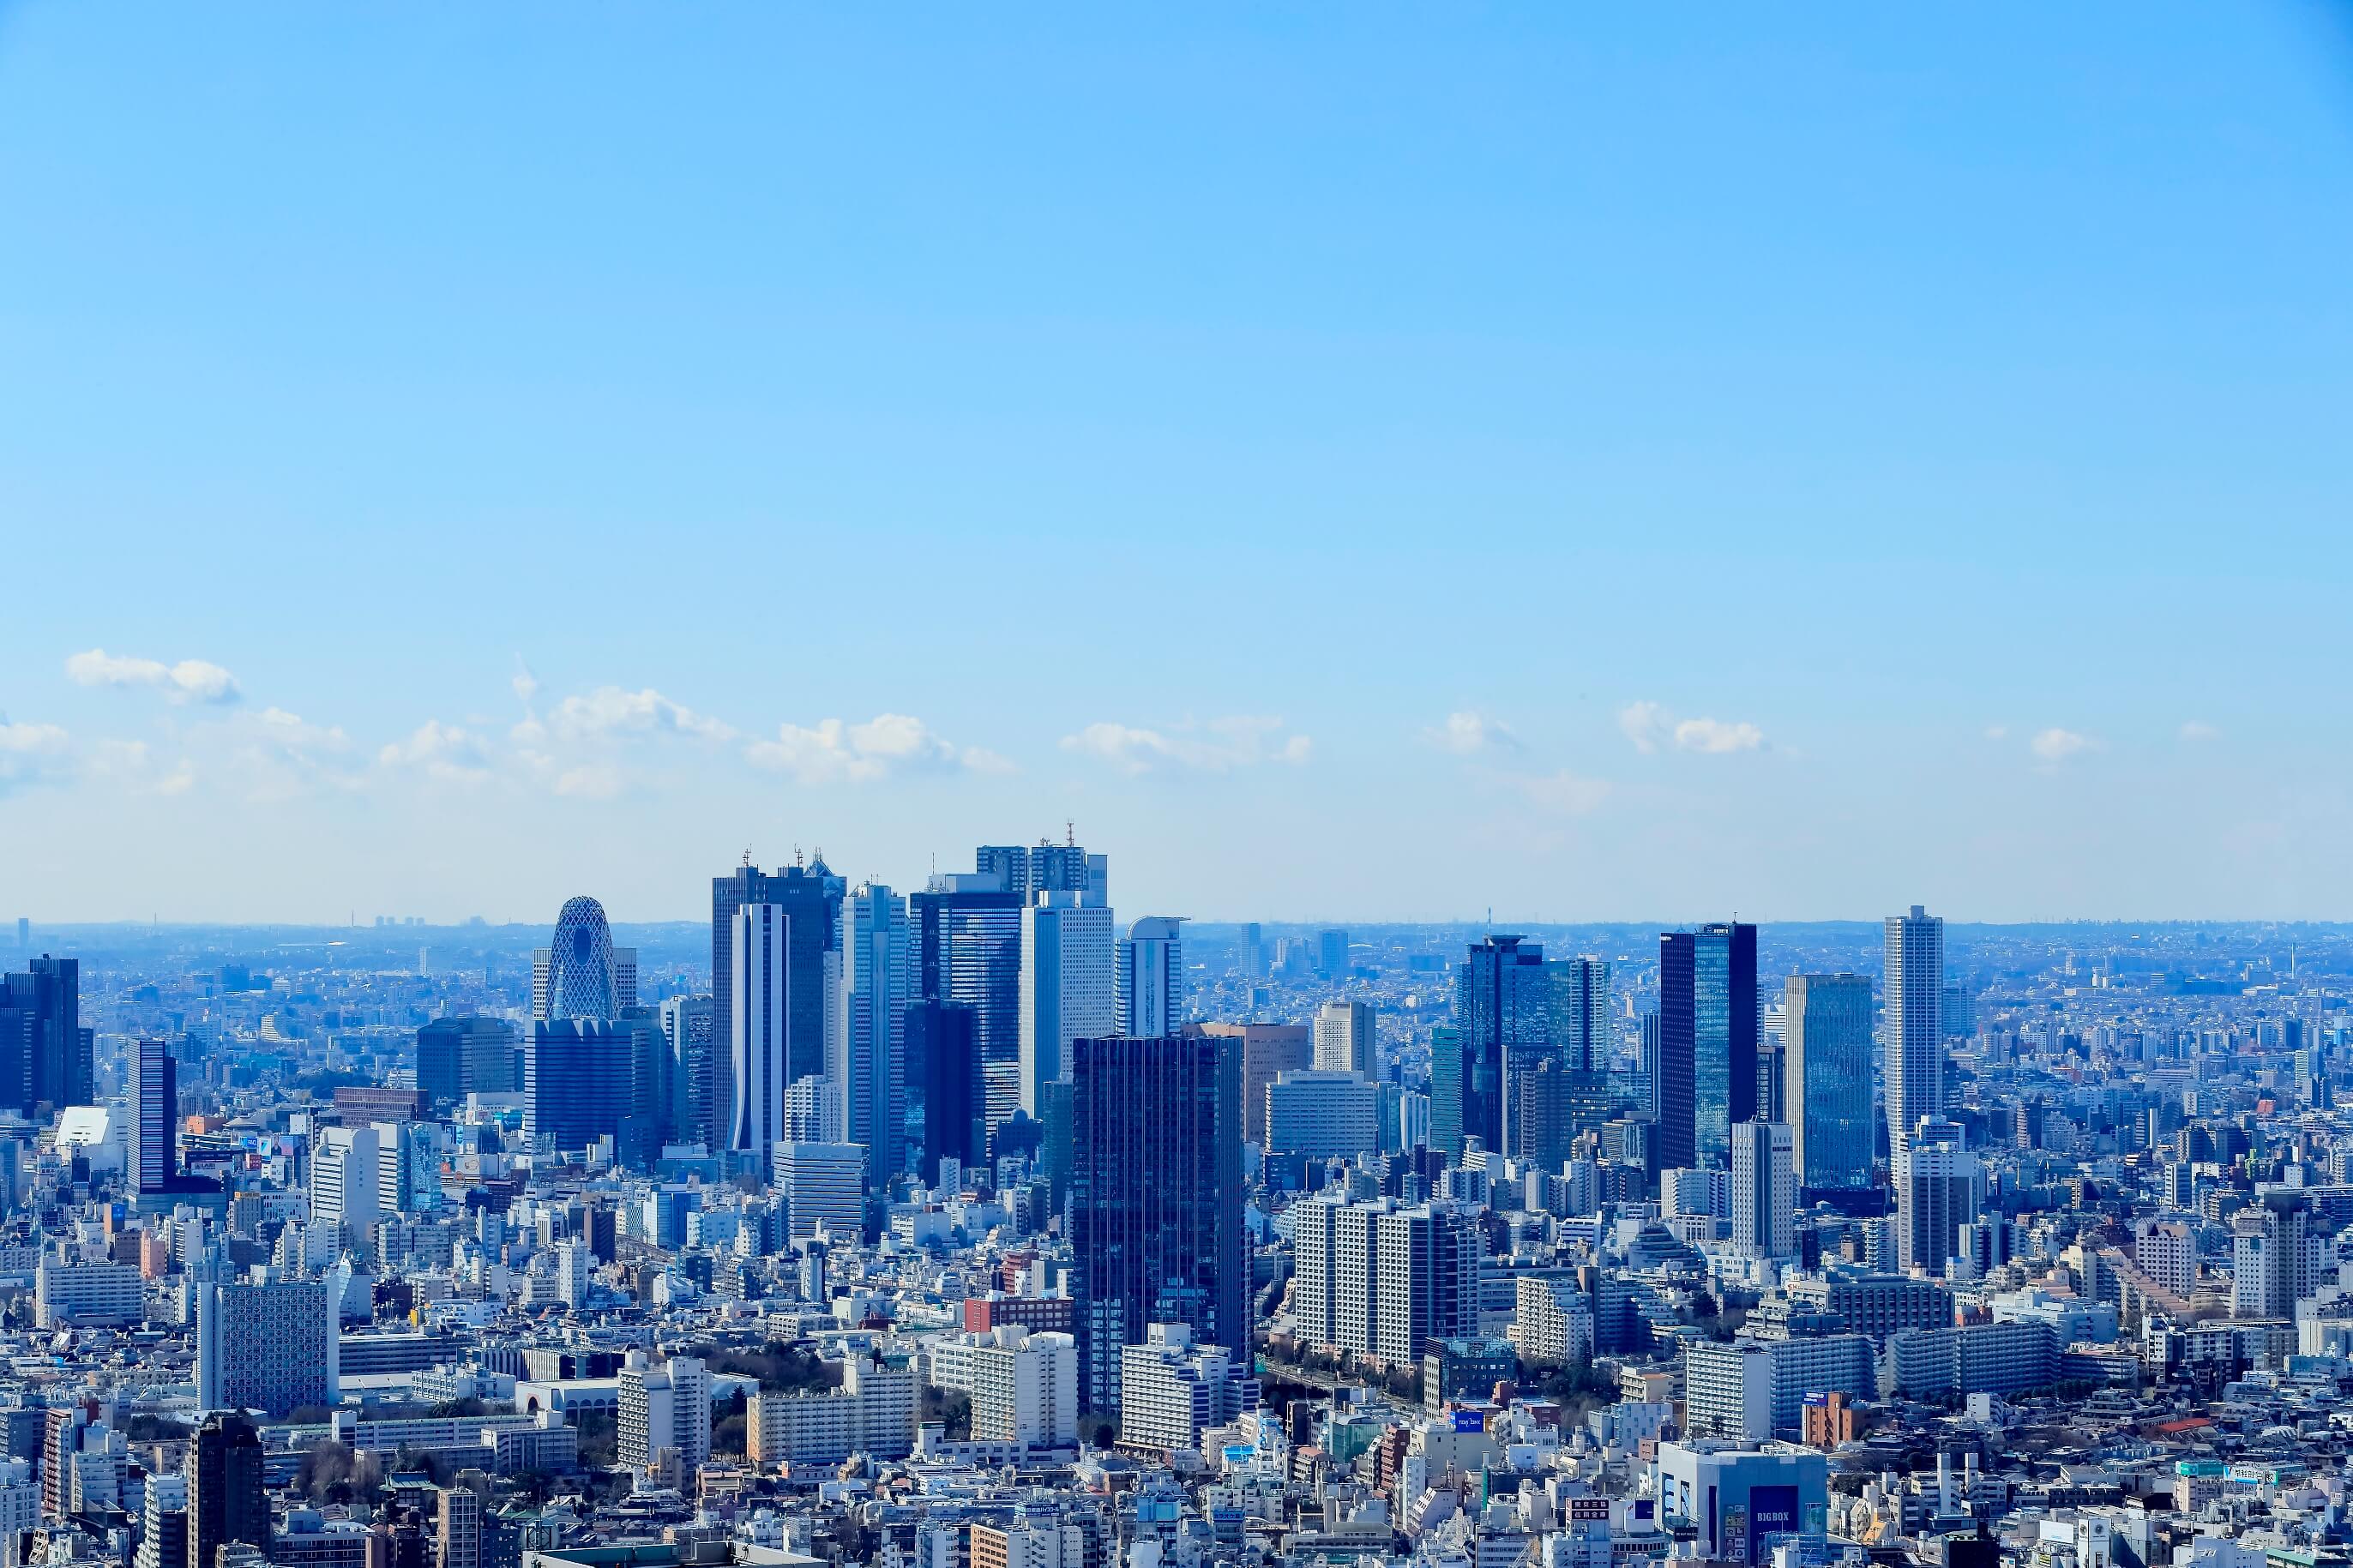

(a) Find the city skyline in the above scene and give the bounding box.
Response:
[5,4,2353,922]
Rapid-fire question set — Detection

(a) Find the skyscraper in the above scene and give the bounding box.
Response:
[1548,957,1614,1072]
[1316,928,1351,978]
[1455,935,1550,1160]
[1311,999,1375,1077]
[196,1276,339,1415]
[1782,974,1874,1190]
[1114,917,1185,1037]
[189,1412,269,1568]
[1884,906,1945,1162]
[1019,893,1115,1118]
[977,838,1108,904]
[0,955,87,1114]
[525,1021,634,1156]
[532,897,635,1022]
[1730,1119,1796,1259]
[834,883,912,1186]
[908,1000,982,1187]
[911,873,1026,1138]
[729,903,789,1158]
[310,1125,382,1242]
[1658,923,1758,1171]
[414,1017,516,1106]
[1069,1031,1245,1414]
[711,858,840,1148]
[129,1037,177,1195]
[655,995,713,1147]
[1896,1117,1982,1275]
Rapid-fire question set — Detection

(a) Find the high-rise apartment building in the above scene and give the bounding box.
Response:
[189,1412,269,1568]
[1199,1022,1311,1148]
[1311,999,1375,1077]
[1884,905,1944,1162]
[1658,922,1758,1171]
[436,1486,482,1568]
[1548,957,1613,1071]
[310,1125,382,1242]
[1782,974,1873,1190]
[617,1352,711,1472]
[196,1276,340,1415]
[129,1037,177,1194]
[834,883,912,1186]
[532,896,635,1022]
[1289,1194,1480,1362]
[1730,1119,1796,1259]
[1018,894,1114,1118]
[1896,1118,1983,1275]
[1113,917,1185,1037]
[1455,936,1550,1159]
[1069,1032,1245,1413]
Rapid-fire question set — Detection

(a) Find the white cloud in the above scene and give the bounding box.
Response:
[512,659,541,703]
[1983,724,2009,742]
[1672,717,1766,754]
[65,647,240,704]
[746,713,1003,784]
[553,762,623,800]
[1061,715,1312,775]
[376,720,490,783]
[2179,720,2218,742]
[2030,726,2099,763]
[0,719,71,794]
[1620,700,1765,754]
[1516,769,1612,815]
[1426,711,1518,755]
[551,686,736,743]
[256,707,350,751]
[1617,700,1669,754]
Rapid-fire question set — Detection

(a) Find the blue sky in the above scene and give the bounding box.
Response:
[3,3,2350,923]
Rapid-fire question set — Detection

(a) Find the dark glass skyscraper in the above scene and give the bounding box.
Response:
[711,857,841,1141]
[190,1411,269,1568]
[1783,973,1874,1190]
[908,1000,983,1186]
[1069,1030,1244,1414]
[1658,922,1758,1170]
[0,955,87,1114]
[909,874,1025,1137]
[525,1021,634,1157]
[415,1017,515,1106]
[1453,935,1550,1159]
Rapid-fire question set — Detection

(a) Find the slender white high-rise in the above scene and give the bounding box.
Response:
[833,883,912,1186]
[1113,917,1185,1037]
[1884,905,1944,1162]
[1312,999,1375,1077]
[730,903,789,1157]
[1018,892,1115,1116]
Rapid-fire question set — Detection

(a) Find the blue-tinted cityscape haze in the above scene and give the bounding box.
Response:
[2,7,2352,1568]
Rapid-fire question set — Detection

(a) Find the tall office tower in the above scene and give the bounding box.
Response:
[415,1017,516,1106]
[834,883,912,1186]
[1200,1022,1312,1148]
[1429,1026,1463,1156]
[774,1142,864,1241]
[911,874,1026,1138]
[1069,1032,1245,1414]
[436,1486,482,1568]
[1884,905,1944,1162]
[1940,982,1976,1042]
[1658,922,1758,1171]
[1456,935,1551,1160]
[310,1125,382,1242]
[977,838,1108,905]
[1895,1117,1983,1275]
[1018,893,1115,1118]
[525,1021,633,1156]
[1730,1120,1796,1259]
[532,897,636,1022]
[1316,928,1351,978]
[908,1000,982,1187]
[617,1352,712,1471]
[711,858,842,1150]
[189,1412,269,1568]
[129,1037,177,1195]
[0,955,87,1114]
[1548,957,1613,1071]
[729,903,789,1158]
[1240,923,1266,981]
[196,1276,339,1415]
[655,995,713,1147]
[1312,1000,1375,1077]
[1114,917,1186,1037]
[1782,974,1872,1190]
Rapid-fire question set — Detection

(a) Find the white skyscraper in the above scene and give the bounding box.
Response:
[1018,892,1115,1116]
[617,1352,711,1471]
[310,1126,382,1245]
[833,884,912,1185]
[730,902,789,1157]
[1312,999,1375,1077]
[1730,1119,1796,1259]
[1113,916,1185,1037]
[1884,905,1944,1162]
[197,1274,340,1415]
[1897,1115,1983,1274]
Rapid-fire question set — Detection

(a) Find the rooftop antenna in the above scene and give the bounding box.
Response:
[793,844,804,868]
[741,845,753,868]
[1067,820,1075,847]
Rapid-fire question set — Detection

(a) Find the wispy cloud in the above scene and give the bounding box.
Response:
[1620,700,1766,754]
[550,686,736,743]
[1062,715,1311,775]
[65,647,240,704]
[2029,726,2099,764]
[511,658,541,704]
[377,720,491,784]
[747,713,1007,785]
[0,719,72,795]
[2179,720,2218,742]
[1425,711,1519,755]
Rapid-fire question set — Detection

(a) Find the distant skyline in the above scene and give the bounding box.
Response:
[4,4,2351,922]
